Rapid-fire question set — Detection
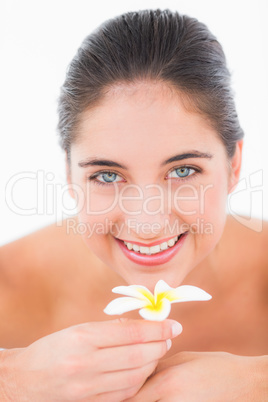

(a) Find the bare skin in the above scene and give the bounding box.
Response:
[0,214,267,356]
[0,82,267,400]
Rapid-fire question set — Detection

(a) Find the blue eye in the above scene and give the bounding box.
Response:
[100,172,117,183]
[88,171,122,186]
[176,167,191,177]
[168,166,196,179]
[89,165,199,187]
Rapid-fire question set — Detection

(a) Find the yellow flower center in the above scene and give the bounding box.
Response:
[137,288,182,311]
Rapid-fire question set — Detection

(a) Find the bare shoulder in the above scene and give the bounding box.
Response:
[224,214,268,257]
[0,217,95,345]
[0,216,87,286]
[223,214,268,283]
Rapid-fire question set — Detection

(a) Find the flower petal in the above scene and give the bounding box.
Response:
[164,285,212,303]
[154,279,173,304]
[103,297,149,315]
[139,298,171,321]
[154,279,172,294]
[112,285,154,303]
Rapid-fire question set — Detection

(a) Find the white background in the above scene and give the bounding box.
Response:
[1,0,267,246]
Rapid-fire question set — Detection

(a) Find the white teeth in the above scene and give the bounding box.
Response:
[123,235,180,255]
[150,245,161,254]
[167,238,175,247]
[160,242,168,250]
[140,246,150,254]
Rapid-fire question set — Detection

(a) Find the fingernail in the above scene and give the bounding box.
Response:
[171,322,183,337]
[166,339,172,350]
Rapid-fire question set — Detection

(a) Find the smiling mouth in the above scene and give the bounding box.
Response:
[122,233,186,256]
[115,232,188,266]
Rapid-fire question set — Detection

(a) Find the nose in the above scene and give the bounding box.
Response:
[125,212,171,240]
[120,184,172,239]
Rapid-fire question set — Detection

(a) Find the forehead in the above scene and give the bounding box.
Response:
[72,81,224,163]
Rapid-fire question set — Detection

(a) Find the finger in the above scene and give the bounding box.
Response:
[92,385,141,402]
[124,372,161,402]
[93,361,158,394]
[95,339,171,371]
[83,319,182,348]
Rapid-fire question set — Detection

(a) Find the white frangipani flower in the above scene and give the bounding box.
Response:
[104,280,212,321]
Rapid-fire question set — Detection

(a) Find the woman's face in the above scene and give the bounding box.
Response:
[68,82,239,289]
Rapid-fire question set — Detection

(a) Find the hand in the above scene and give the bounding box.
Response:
[125,351,266,401]
[0,318,182,401]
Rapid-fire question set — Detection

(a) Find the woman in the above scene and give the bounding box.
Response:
[0,8,267,401]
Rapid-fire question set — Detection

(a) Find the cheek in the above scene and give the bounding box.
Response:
[74,181,119,214]
[172,179,227,216]
[192,171,229,246]
[75,185,122,251]
[202,170,229,221]
[75,209,112,264]
[171,170,229,241]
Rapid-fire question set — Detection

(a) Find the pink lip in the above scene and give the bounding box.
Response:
[117,234,182,248]
[115,232,188,266]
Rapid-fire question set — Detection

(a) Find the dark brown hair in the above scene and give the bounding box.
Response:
[57,9,244,162]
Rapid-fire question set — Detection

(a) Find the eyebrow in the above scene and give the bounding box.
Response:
[78,151,213,169]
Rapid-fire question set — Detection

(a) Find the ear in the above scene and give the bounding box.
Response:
[65,151,76,199]
[228,140,243,193]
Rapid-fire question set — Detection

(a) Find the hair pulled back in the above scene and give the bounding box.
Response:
[58,9,244,161]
